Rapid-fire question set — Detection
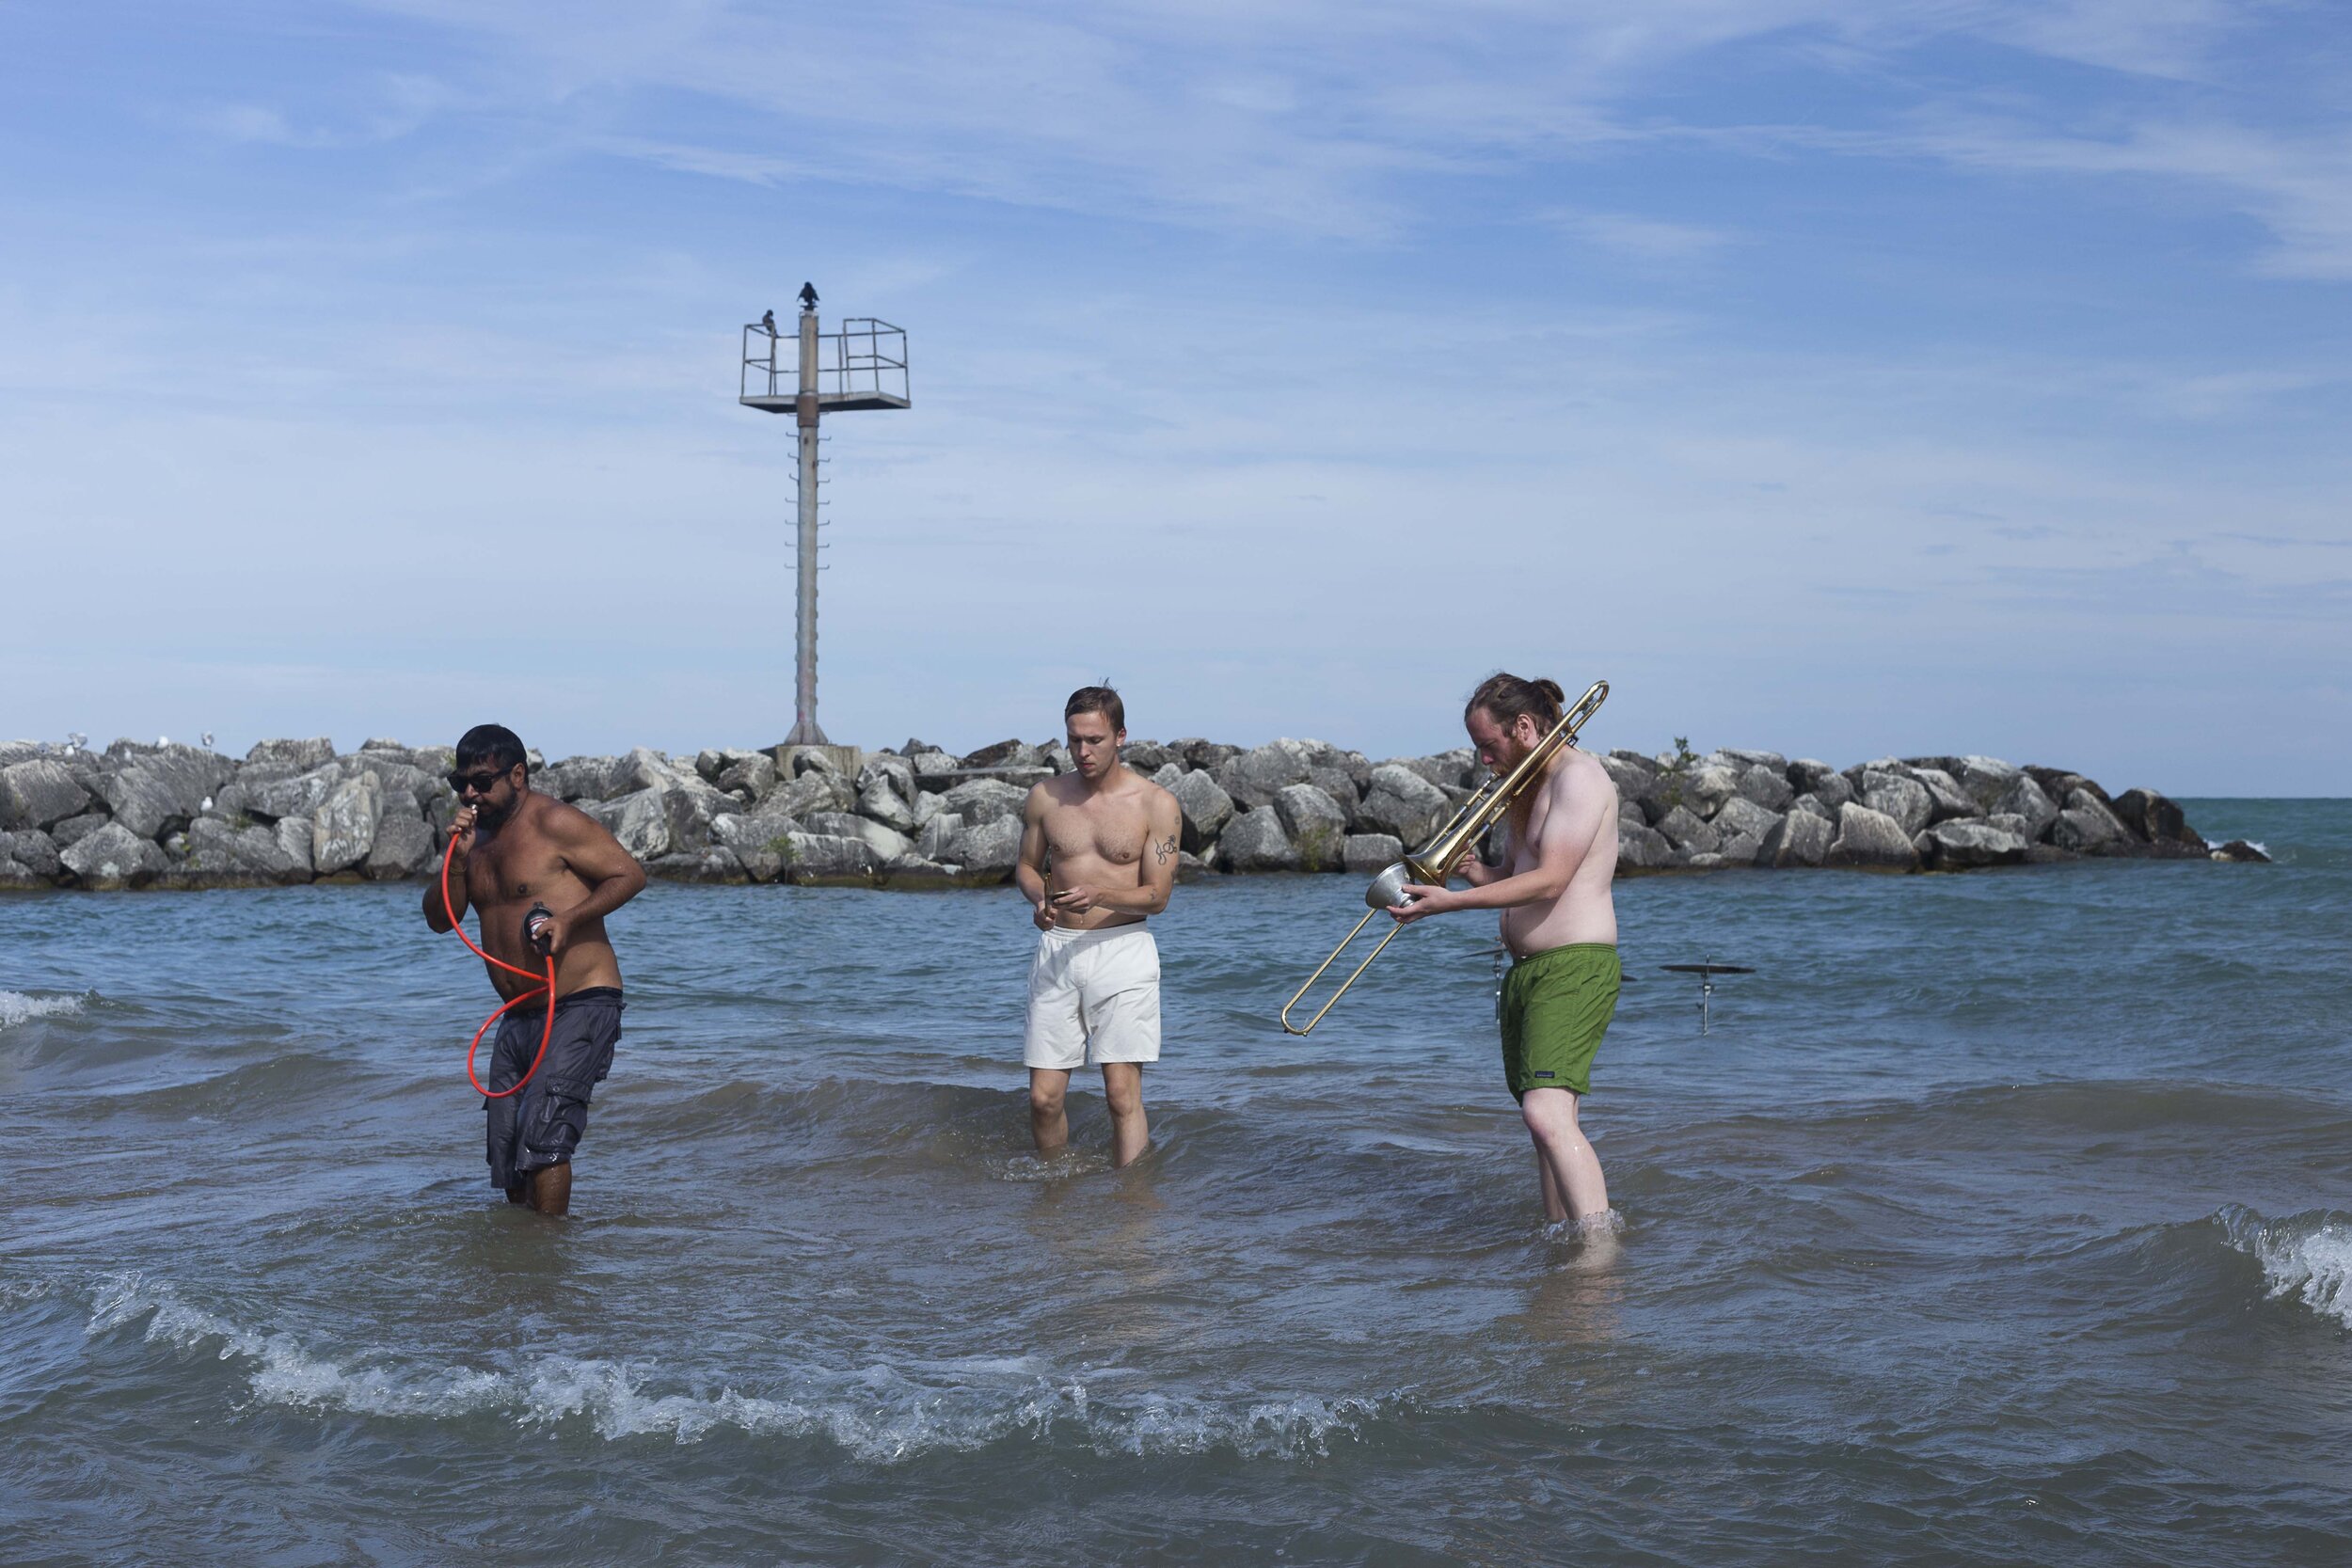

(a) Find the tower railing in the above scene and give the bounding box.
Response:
[740,320,909,410]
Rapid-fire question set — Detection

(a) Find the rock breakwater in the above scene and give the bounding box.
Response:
[0,735,2267,893]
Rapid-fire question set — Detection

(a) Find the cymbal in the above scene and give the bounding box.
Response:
[1661,963,1755,974]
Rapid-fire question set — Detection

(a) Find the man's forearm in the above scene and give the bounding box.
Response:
[1438,864,1571,911]
[569,870,642,925]
[1092,883,1168,915]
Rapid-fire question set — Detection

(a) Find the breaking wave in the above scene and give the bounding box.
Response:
[0,989,90,1031]
[81,1273,1395,1463]
[2216,1205,2352,1330]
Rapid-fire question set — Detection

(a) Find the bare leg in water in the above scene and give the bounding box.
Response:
[1101,1062,1150,1168]
[1522,1086,1608,1227]
[507,1164,572,1215]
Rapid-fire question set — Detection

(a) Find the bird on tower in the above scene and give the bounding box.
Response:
[799,281,818,313]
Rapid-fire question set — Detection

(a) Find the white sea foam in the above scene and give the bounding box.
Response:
[2217,1206,2352,1329]
[0,990,88,1031]
[82,1273,1389,1462]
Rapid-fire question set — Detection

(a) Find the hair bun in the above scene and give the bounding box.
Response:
[1534,678,1565,705]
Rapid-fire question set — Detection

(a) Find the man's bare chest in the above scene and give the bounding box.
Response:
[1045,802,1149,868]
[470,834,571,907]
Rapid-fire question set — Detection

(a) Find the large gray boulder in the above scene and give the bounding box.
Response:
[772,768,857,819]
[716,751,780,800]
[61,822,168,889]
[1910,768,1983,825]
[1733,765,1795,813]
[1993,774,2059,841]
[222,761,343,822]
[1217,806,1299,872]
[52,813,107,848]
[2052,790,2132,855]
[856,773,916,832]
[803,810,914,863]
[0,760,91,832]
[944,816,1023,877]
[907,749,962,792]
[856,752,914,800]
[878,852,963,889]
[1616,823,1676,873]
[539,754,625,802]
[2110,787,2202,848]
[310,772,383,874]
[1952,756,2025,813]
[1861,771,1932,837]
[1920,819,2031,870]
[644,847,749,883]
[1272,784,1348,870]
[1391,749,1480,795]
[1598,753,1656,800]
[612,746,684,795]
[366,795,435,879]
[914,812,962,863]
[99,752,233,841]
[660,776,741,854]
[245,737,336,769]
[1216,739,1317,810]
[1712,797,1784,844]
[1654,804,1721,856]
[1638,762,1736,825]
[940,777,1028,828]
[779,833,882,885]
[585,788,671,861]
[711,810,803,881]
[1790,793,1836,822]
[183,817,311,884]
[1357,764,1449,846]
[1717,748,1788,772]
[0,856,41,890]
[1788,759,1840,797]
[1756,810,1833,868]
[961,738,1040,769]
[1826,803,1919,872]
[1167,768,1235,851]
[2,829,60,877]
[1343,832,1405,875]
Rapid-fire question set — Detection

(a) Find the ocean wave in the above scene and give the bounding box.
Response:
[2216,1205,2352,1330]
[0,989,90,1031]
[82,1273,1392,1463]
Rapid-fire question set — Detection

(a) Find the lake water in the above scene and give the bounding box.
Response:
[3,800,2346,1566]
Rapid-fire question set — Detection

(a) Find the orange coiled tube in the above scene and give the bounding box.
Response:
[438,832,557,1100]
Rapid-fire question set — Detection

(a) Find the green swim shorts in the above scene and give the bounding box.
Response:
[1499,942,1619,1101]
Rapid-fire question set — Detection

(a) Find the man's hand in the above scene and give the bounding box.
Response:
[1051,883,1106,916]
[531,911,567,958]
[1386,883,1455,925]
[450,802,479,856]
[1032,896,1056,931]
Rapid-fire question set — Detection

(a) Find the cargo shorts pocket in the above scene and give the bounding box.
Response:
[523,1073,596,1164]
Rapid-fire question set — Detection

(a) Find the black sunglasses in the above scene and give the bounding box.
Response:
[447,768,509,794]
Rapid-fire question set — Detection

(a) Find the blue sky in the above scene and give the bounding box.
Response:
[2,1,2345,793]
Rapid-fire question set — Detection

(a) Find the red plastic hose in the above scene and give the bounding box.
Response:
[439,832,557,1100]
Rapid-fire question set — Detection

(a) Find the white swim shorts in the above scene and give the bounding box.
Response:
[1024,923,1162,1070]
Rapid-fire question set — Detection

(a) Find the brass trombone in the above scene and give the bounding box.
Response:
[1279,679,1609,1036]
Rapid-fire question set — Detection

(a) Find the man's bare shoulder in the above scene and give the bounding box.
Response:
[1029,774,1087,814]
[1555,749,1617,805]
[525,791,616,844]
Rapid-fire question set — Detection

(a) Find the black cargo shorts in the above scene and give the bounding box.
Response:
[485,987,623,1191]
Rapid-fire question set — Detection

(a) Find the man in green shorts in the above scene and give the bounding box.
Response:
[1388,673,1621,1230]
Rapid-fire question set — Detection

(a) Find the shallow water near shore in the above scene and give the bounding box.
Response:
[3,799,2348,1566]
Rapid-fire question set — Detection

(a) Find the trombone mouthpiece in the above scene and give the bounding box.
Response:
[1363,862,1413,911]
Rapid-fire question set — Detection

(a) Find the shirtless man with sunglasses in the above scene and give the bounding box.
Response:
[421,722,646,1214]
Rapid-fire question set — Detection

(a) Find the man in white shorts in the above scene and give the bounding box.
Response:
[1013,685,1182,1167]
